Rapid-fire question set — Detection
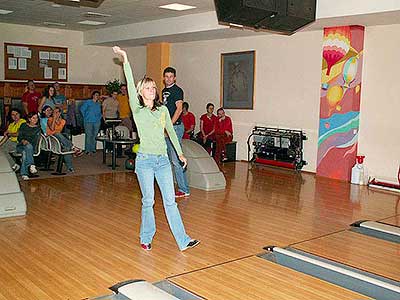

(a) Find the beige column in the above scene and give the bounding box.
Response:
[146,43,170,94]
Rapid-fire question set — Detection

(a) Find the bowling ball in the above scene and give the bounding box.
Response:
[125,159,135,170]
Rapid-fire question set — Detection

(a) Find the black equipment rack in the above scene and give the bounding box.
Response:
[247,126,307,170]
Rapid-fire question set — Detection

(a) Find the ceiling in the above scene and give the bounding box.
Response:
[0,0,215,31]
[1,0,400,46]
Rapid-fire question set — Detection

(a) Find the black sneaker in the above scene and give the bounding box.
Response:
[181,239,200,251]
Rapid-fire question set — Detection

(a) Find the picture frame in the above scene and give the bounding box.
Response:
[220,50,255,109]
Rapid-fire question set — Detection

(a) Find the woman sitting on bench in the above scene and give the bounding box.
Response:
[47,107,83,173]
[0,108,26,171]
[17,112,41,180]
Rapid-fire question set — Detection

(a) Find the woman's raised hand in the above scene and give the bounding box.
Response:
[112,46,127,62]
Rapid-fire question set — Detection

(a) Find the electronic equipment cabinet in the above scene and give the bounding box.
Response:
[247,126,307,170]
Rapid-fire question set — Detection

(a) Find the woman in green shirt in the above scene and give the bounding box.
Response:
[113,46,199,252]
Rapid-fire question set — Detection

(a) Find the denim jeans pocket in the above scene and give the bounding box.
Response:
[136,153,148,161]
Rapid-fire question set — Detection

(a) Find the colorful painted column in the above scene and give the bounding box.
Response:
[317,25,365,181]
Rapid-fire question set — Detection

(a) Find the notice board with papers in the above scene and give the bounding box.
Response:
[4,42,68,82]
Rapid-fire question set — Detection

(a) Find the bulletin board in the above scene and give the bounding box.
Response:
[4,42,68,82]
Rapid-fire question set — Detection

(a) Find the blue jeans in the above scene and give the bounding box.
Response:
[135,152,191,250]
[84,122,100,153]
[16,143,35,176]
[53,133,73,170]
[165,124,190,194]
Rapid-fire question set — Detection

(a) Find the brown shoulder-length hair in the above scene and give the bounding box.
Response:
[136,76,162,110]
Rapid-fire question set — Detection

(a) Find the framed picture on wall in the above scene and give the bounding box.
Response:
[221,50,255,109]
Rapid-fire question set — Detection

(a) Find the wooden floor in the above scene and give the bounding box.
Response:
[0,162,399,299]
[294,230,400,281]
[169,257,372,300]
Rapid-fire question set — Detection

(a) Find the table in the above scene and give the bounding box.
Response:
[96,137,137,170]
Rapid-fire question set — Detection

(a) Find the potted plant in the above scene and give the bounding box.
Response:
[105,79,121,95]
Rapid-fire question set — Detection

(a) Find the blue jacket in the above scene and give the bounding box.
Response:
[80,100,102,123]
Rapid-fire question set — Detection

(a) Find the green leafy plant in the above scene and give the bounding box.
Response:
[105,79,121,95]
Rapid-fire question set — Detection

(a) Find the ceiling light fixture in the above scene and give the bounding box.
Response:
[159,3,196,11]
[229,23,244,28]
[78,20,106,25]
[0,9,13,14]
[85,11,111,17]
[44,21,66,26]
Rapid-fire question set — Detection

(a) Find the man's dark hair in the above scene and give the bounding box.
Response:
[206,103,214,109]
[163,67,176,76]
[27,80,34,84]
[217,108,225,114]
[183,102,189,110]
[91,90,100,98]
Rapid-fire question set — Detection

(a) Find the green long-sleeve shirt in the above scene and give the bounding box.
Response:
[123,61,183,156]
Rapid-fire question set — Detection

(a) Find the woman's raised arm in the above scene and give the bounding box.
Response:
[112,46,139,112]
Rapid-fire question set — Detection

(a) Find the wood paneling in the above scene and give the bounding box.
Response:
[0,163,398,299]
[0,80,106,100]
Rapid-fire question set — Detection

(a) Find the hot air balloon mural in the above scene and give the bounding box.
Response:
[343,56,358,88]
[318,25,365,181]
[322,26,351,76]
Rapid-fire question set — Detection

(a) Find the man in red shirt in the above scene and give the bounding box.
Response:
[181,102,195,139]
[22,80,41,115]
[198,103,217,154]
[215,108,233,162]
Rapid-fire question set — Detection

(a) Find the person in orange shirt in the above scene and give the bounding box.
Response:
[47,107,83,172]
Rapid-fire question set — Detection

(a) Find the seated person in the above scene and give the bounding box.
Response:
[197,102,217,154]
[17,112,41,180]
[0,108,26,171]
[40,105,53,134]
[214,108,233,162]
[181,102,195,139]
[47,107,83,173]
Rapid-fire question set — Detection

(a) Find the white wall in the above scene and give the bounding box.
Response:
[359,24,400,180]
[0,23,146,84]
[171,31,322,173]
[170,25,400,180]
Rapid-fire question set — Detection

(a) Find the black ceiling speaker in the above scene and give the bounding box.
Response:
[214,0,317,35]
